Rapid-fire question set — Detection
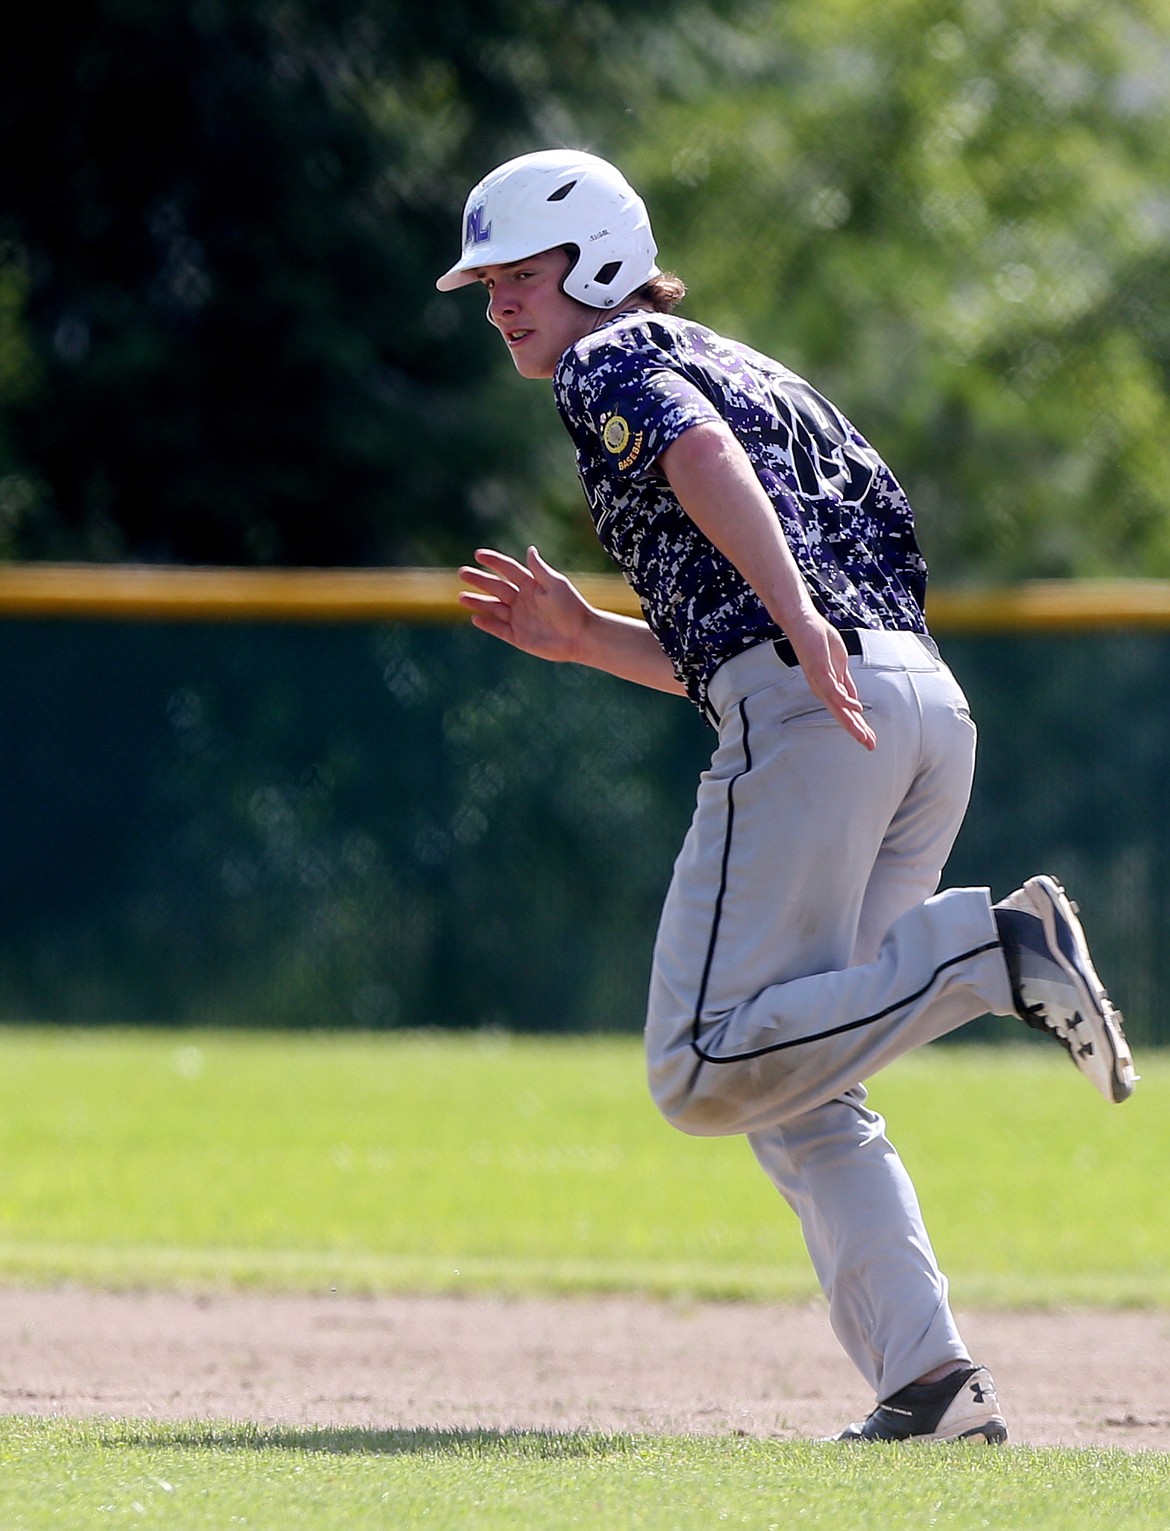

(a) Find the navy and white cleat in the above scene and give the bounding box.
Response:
[995,874,1136,1104]
[829,1365,1008,1444]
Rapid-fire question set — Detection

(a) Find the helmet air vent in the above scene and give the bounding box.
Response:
[546,180,577,202]
[593,261,622,286]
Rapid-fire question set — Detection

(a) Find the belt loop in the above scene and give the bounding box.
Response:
[772,637,798,668]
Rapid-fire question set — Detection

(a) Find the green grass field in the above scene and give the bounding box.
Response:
[2,1418,1170,1530]
[0,1027,1163,1305]
[0,1026,1167,1528]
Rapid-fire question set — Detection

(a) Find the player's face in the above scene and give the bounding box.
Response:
[477,249,596,379]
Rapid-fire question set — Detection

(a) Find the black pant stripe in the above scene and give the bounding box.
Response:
[689,696,752,1054]
[690,940,1004,1065]
[685,691,1003,1066]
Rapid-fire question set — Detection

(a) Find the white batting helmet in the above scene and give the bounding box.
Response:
[435,149,660,308]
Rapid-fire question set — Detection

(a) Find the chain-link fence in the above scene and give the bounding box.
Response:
[2,592,1168,1045]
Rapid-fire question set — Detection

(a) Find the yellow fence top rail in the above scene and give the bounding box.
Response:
[3,562,1170,632]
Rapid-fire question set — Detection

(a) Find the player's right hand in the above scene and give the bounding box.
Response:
[458,546,593,664]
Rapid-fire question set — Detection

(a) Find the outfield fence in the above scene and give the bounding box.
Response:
[2,566,1169,1044]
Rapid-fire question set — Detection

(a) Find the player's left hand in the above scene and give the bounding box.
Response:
[784,611,877,751]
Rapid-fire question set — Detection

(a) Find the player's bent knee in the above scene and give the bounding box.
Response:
[659,1096,744,1136]
[648,1064,746,1137]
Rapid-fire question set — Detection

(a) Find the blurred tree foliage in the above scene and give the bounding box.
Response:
[0,0,716,565]
[0,0,1169,577]
[625,0,1170,581]
[4,0,1170,1039]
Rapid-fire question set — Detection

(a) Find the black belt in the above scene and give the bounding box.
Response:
[773,628,864,668]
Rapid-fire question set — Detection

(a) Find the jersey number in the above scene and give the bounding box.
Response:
[782,381,880,505]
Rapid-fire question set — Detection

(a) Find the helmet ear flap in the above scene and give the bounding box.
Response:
[557,244,636,306]
[557,241,630,304]
[562,256,625,306]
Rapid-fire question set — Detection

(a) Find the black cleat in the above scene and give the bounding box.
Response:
[829,1365,1008,1444]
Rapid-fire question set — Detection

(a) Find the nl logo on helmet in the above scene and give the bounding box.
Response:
[465,203,492,249]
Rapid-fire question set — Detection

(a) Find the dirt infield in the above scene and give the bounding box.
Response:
[1,1288,1168,1450]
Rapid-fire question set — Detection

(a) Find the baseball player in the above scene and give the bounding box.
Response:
[438,149,1136,1443]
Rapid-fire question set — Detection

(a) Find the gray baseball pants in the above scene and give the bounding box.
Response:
[645,631,1017,1399]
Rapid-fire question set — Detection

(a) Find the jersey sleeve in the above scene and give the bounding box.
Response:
[556,334,723,479]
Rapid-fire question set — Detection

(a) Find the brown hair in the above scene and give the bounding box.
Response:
[637,271,687,312]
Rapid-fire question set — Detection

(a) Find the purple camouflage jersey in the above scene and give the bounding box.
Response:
[552,310,929,713]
